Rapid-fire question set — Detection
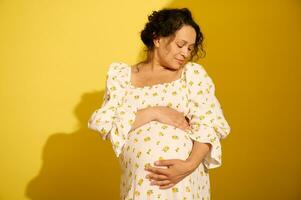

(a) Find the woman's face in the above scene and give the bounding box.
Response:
[153,25,196,70]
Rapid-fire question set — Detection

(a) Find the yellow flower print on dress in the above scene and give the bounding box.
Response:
[144,163,151,169]
[161,125,168,129]
[146,149,151,155]
[158,156,164,160]
[109,85,117,92]
[146,189,153,196]
[172,135,179,140]
[152,92,158,96]
[138,178,144,186]
[136,151,142,158]
[134,163,139,169]
[172,187,179,193]
[136,129,142,135]
[162,146,170,152]
[158,131,164,136]
[128,119,134,125]
[144,136,151,142]
[113,141,119,149]
[99,127,108,136]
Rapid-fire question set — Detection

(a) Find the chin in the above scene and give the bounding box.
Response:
[176,62,184,68]
[164,60,182,70]
[172,63,182,70]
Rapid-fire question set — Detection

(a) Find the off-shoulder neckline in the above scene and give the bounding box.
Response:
[121,62,190,89]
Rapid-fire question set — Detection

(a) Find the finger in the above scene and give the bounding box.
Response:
[182,122,190,130]
[183,118,191,127]
[152,179,171,186]
[179,121,190,131]
[183,120,192,130]
[185,124,192,131]
[145,166,170,176]
[159,183,175,189]
[154,159,177,166]
[174,120,185,130]
[146,173,169,181]
[179,117,190,127]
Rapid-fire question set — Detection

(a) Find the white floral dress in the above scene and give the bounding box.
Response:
[88,61,231,200]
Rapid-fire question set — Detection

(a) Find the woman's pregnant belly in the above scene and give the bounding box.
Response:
[120,121,193,172]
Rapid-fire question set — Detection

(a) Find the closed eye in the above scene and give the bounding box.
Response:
[177,44,193,51]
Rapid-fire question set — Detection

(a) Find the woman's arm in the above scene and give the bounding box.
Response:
[186,141,212,171]
[129,107,157,132]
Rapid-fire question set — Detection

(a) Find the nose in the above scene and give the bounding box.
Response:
[180,48,190,58]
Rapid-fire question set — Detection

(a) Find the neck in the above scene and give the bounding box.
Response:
[144,52,170,72]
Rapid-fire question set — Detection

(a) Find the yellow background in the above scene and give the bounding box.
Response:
[1,0,300,199]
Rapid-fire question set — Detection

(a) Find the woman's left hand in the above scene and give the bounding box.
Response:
[144,159,197,189]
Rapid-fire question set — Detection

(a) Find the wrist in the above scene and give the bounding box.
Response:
[185,158,199,172]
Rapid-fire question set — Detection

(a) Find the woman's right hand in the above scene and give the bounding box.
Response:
[151,106,191,132]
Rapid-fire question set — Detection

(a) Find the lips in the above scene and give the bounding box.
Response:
[176,59,184,64]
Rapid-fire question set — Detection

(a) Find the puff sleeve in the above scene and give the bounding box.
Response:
[186,63,231,169]
[88,62,137,157]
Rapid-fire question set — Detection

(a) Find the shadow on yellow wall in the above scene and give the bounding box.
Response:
[26,91,122,199]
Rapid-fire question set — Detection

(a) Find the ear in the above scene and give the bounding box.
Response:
[153,37,160,48]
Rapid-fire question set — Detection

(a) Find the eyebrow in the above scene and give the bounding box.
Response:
[177,39,195,46]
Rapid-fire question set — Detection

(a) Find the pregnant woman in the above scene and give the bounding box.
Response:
[88,8,231,200]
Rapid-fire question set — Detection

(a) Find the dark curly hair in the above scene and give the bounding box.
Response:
[140,8,205,62]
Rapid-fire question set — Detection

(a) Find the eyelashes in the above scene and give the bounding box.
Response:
[177,44,193,51]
